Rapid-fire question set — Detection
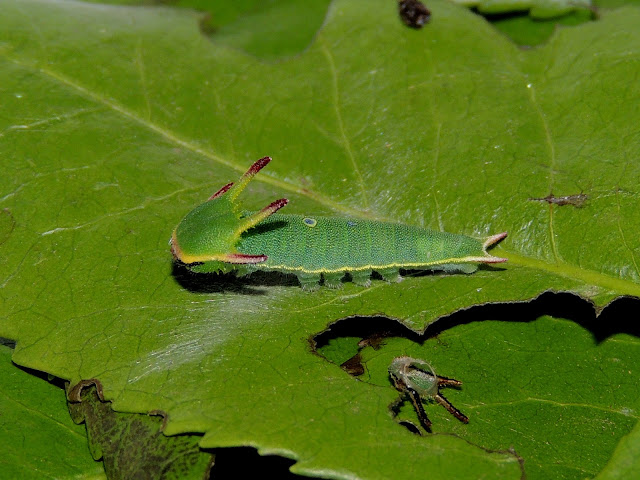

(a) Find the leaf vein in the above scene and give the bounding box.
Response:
[527,83,560,263]
[320,42,369,208]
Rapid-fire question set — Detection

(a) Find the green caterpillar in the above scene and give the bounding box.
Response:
[170,157,507,289]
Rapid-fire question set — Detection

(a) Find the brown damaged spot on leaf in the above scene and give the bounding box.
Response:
[67,378,105,403]
[340,352,365,376]
[530,192,588,207]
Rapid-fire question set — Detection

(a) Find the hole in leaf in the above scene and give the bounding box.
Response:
[313,292,640,369]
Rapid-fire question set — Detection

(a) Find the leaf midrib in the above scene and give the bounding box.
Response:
[503,251,640,298]
[4,55,384,221]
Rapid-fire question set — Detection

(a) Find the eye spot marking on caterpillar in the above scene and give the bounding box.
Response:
[303,218,317,228]
[170,157,508,289]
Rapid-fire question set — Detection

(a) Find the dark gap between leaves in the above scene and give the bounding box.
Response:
[0,337,16,348]
[209,447,301,479]
[9,358,68,390]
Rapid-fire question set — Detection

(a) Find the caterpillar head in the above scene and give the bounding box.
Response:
[170,157,288,273]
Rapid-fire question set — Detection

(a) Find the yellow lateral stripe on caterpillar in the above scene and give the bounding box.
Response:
[170,157,507,289]
[252,249,508,275]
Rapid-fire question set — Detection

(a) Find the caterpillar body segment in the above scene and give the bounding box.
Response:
[170,157,507,289]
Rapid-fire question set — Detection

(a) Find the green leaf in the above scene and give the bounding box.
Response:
[595,419,640,479]
[1,0,639,478]
[0,344,104,479]
[81,0,332,60]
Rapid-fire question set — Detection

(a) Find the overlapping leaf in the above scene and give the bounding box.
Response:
[0,345,103,479]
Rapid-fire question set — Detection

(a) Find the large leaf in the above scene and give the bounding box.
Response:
[1,0,639,478]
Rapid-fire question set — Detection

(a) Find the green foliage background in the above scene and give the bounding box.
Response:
[0,0,639,478]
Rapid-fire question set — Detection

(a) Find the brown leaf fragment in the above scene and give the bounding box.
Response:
[529,192,588,207]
